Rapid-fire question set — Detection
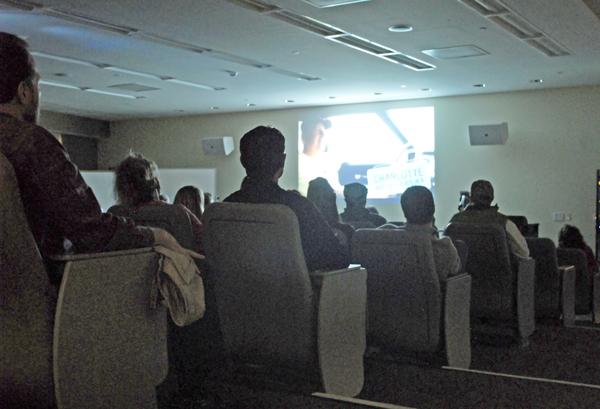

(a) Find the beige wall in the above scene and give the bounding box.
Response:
[40,110,109,138]
[99,85,600,246]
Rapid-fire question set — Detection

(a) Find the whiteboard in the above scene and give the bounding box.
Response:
[81,168,216,212]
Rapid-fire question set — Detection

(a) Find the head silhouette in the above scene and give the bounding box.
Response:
[401,185,435,225]
[470,179,494,207]
[240,126,286,180]
[114,153,160,207]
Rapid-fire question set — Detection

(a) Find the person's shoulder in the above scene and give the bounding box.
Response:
[223,190,242,203]
[1,116,57,146]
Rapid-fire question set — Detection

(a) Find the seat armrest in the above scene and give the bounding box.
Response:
[52,249,167,409]
[49,247,154,262]
[558,265,576,326]
[313,266,366,397]
[442,274,471,368]
[516,257,535,340]
[47,248,155,285]
[593,272,600,324]
[309,264,363,286]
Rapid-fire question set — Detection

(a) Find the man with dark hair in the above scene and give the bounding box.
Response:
[225,125,348,271]
[340,183,387,227]
[401,185,460,281]
[450,179,529,257]
[0,32,191,258]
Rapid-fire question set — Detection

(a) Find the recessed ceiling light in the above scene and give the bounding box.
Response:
[530,78,543,84]
[473,83,486,88]
[210,106,219,110]
[292,50,301,55]
[388,24,413,33]
[400,85,407,88]
[246,103,256,107]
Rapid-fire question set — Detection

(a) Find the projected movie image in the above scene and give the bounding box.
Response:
[298,106,434,201]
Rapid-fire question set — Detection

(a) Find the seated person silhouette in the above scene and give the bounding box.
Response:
[225,126,348,272]
[174,185,204,221]
[307,177,355,249]
[400,186,461,282]
[450,179,529,258]
[559,224,598,274]
[340,183,387,227]
[0,32,189,259]
[112,153,204,254]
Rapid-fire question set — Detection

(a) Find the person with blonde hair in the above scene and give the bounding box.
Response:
[113,153,204,253]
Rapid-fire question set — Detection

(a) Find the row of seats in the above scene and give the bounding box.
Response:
[4,143,600,406]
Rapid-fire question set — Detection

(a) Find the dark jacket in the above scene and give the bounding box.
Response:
[0,113,153,257]
[225,177,349,271]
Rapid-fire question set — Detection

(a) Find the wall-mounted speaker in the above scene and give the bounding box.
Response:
[468,122,509,145]
[202,136,234,156]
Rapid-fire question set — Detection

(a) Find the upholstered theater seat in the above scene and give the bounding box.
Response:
[1,153,168,409]
[352,228,472,368]
[445,222,535,344]
[557,247,600,321]
[526,237,575,325]
[203,203,367,397]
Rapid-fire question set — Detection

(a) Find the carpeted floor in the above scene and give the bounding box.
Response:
[470,322,600,385]
[159,322,600,408]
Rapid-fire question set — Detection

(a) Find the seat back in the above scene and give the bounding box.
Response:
[52,249,167,409]
[203,203,315,370]
[557,247,592,314]
[0,153,55,408]
[445,222,514,319]
[352,229,441,352]
[346,221,376,229]
[526,237,561,317]
[109,204,194,249]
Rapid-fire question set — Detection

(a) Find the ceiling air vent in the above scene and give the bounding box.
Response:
[458,0,570,57]
[225,0,435,71]
[526,37,569,57]
[271,10,346,36]
[43,8,138,35]
[302,0,371,7]
[458,0,508,15]
[488,13,540,39]
[381,53,436,71]
[421,45,489,60]
[328,34,395,55]
[223,0,279,13]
